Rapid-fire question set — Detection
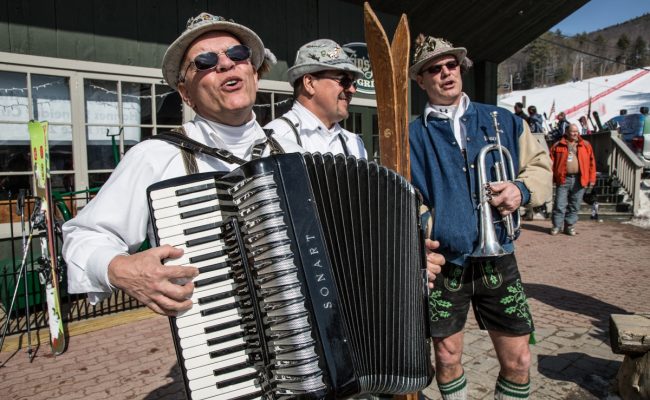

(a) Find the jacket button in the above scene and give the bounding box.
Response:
[466,137,471,142]
[462,167,467,172]
[470,164,475,168]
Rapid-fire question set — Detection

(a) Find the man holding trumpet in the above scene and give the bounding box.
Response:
[408,35,552,400]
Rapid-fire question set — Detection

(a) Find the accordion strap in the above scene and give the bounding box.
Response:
[147,129,272,168]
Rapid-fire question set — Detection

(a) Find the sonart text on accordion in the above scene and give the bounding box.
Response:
[147,153,433,400]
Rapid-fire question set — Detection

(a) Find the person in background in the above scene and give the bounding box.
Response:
[264,39,367,158]
[526,105,545,133]
[513,102,528,122]
[408,34,552,400]
[549,123,597,236]
[578,116,592,135]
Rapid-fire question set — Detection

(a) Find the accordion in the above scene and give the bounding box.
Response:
[147,153,432,400]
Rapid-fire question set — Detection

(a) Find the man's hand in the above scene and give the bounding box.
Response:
[425,239,445,289]
[108,245,199,316]
[487,181,522,216]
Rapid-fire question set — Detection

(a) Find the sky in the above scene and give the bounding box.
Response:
[552,0,650,36]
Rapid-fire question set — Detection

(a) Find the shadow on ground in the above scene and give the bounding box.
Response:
[538,352,620,399]
[144,363,185,399]
[525,283,628,339]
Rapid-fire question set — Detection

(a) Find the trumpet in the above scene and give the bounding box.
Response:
[471,111,521,258]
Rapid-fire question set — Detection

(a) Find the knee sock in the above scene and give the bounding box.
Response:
[494,375,530,399]
[437,372,467,400]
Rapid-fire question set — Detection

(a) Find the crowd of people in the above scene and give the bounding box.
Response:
[59,11,608,400]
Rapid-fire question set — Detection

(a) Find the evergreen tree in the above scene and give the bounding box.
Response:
[630,36,648,67]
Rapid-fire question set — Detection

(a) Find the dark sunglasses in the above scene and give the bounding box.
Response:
[315,74,358,90]
[423,60,459,75]
[180,45,251,82]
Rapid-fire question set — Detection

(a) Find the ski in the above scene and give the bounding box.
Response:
[363,1,411,179]
[28,120,66,355]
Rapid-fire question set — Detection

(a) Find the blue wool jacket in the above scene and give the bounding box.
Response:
[409,102,530,267]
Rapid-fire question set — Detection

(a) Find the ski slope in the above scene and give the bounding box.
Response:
[498,67,650,126]
[499,67,650,228]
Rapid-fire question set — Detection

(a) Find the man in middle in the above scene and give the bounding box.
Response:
[265,39,368,158]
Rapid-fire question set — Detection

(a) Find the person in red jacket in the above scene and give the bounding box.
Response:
[549,123,597,235]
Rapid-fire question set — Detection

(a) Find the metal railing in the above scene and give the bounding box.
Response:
[609,136,644,215]
[1,192,144,337]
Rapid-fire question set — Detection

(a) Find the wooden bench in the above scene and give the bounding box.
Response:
[610,313,650,399]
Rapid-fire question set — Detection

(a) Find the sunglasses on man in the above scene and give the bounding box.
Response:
[180,44,251,82]
[422,60,459,75]
[313,74,358,90]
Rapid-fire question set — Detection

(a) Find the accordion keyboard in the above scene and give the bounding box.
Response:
[149,176,264,400]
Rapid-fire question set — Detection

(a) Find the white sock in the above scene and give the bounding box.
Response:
[438,372,467,400]
[494,375,530,399]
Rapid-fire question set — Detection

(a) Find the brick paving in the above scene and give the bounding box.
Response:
[1,219,649,399]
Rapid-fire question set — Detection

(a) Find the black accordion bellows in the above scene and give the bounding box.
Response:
[147,153,432,400]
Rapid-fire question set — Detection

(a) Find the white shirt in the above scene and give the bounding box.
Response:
[264,101,368,158]
[423,93,471,150]
[62,114,303,303]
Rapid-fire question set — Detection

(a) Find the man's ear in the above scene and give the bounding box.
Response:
[177,83,193,109]
[303,74,317,96]
[416,74,426,91]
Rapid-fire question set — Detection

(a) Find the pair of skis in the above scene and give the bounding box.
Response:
[28,120,66,356]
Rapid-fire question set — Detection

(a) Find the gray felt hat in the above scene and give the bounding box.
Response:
[162,12,265,90]
[408,35,468,81]
[287,39,364,86]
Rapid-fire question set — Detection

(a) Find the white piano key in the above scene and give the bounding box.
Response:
[185,353,249,381]
[182,336,246,360]
[183,348,247,370]
[177,313,242,339]
[151,188,217,210]
[179,293,240,319]
[154,198,221,220]
[179,324,243,349]
[166,244,227,266]
[189,380,261,400]
[155,210,222,229]
[159,228,223,248]
[157,217,224,239]
[149,178,217,201]
[175,306,240,328]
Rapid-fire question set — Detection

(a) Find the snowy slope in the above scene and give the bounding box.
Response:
[498,67,650,126]
[498,68,650,228]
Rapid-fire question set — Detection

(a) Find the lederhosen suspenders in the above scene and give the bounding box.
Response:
[147,127,285,175]
[278,115,350,157]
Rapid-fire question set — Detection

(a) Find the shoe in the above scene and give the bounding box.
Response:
[565,225,576,236]
[550,227,560,235]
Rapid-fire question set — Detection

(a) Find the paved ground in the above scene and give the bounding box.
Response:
[1,219,649,399]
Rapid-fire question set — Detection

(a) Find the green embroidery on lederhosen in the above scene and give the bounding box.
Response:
[429,290,452,322]
[444,264,464,292]
[481,260,503,289]
[499,279,533,327]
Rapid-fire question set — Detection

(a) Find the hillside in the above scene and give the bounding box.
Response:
[498,13,650,91]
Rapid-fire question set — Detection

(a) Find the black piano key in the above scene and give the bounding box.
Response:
[213,360,252,376]
[204,318,241,334]
[180,205,220,219]
[209,342,247,358]
[194,272,232,288]
[216,371,259,389]
[178,193,218,207]
[186,233,223,247]
[201,301,238,316]
[197,260,228,274]
[184,221,224,236]
[207,331,245,346]
[175,182,216,196]
[198,290,235,305]
[229,390,264,400]
[190,249,226,263]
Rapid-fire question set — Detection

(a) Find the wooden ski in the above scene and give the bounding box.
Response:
[363,1,411,179]
[364,6,420,400]
[28,120,66,355]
